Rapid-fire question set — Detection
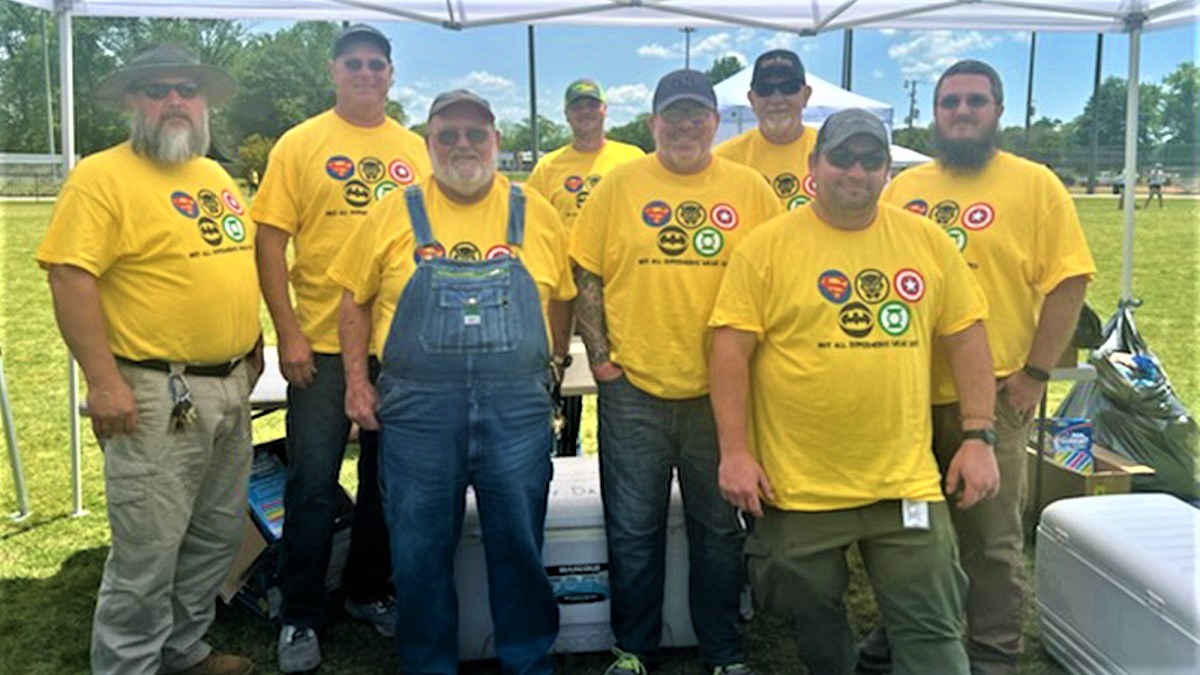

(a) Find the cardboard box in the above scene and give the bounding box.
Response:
[1025,443,1156,518]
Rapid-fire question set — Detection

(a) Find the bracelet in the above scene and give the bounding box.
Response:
[1022,364,1051,382]
[960,415,996,424]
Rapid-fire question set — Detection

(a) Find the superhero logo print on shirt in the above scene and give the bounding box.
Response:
[358,157,386,184]
[675,201,707,229]
[946,227,968,252]
[564,175,584,193]
[197,217,223,246]
[222,215,247,243]
[802,175,817,198]
[838,302,874,338]
[374,181,400,202]
[961,202,995,231]
[449,241,482,261]
[693,227,724,257]
[931,200,960,227]
[486,244,515,260]
[413,241,446,263]
[710,203,739,231]
[903,199,929,216]
[772,173,800,198]
[787,195,811,210]
[388,159,416,186]
[197,189,223,218]
[854,269,890,304]
[171,191,200,219]
[326,156,355,181]
[817,269,852,304]
[657,226,689,256]
[642,200,673,227]
[574,175,603,209]
[894,269,926,302]
[343,180,372,208]
[878,301,911,337]
[221,189,245,215]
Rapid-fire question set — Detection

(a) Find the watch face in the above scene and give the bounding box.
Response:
[965,428,998,445]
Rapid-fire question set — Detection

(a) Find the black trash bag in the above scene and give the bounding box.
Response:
[1055,303,1200,499]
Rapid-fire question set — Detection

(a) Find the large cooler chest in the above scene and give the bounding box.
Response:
[1036,494,1199,674]
[455,455,697,659]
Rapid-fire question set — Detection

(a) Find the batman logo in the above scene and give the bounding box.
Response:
[657,226,689,257]
[575,190,590,208]
[197,189,223,217]
[676,201,707,229]
[359,157,386,184]
[932,200,960,227]
[343,180,372,207]
[197,217,223,247]
[838,302,874,338]
[773,173,800,198]
[854,269,890,304]
[449,241,481,261]
[585,174,602,188]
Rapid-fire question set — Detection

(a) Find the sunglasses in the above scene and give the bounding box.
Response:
[343,57,389,72]
[752,80,804,97]
[137,82,201,100]
[938,93,993,110]
[658,106,712,125]
[825,147,888,171]
[434,127,491,147]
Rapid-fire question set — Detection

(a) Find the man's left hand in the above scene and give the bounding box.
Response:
[999,370,1046,418]
[944,440,1000,510]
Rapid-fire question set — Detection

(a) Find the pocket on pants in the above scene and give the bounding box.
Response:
[106,476,155,545]
[420,274,521,354]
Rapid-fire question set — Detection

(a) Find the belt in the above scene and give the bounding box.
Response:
[116,356,243,378]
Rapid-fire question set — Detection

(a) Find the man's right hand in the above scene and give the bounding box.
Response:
[88,377,138,440]
[719,450,775,518]
[345,380,380,431]
[591,360,625,383]
[278,330,316,388]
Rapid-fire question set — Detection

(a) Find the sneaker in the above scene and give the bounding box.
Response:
[344,597,397,638]
[604,647,648,675]
[173,651,254,675]
[277,625,320,673]
[713,663,755,675]
[856,625,893,674]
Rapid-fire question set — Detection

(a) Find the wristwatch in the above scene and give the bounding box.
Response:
[962,427,998,446]
[552,354,573,370]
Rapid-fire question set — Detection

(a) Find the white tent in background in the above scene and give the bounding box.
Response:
[713,70,929,168]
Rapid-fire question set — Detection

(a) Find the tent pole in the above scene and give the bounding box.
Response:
[1087,33,1103,194]
[841,29,853,90]
[56,0,85,517]
[1024,31,1036,137]
[1120,20,1141,303]
[527,25,539,166]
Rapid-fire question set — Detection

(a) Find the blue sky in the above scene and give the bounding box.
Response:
[248,20,1197,130]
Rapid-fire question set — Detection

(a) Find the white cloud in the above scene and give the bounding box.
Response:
[734,28,758,46]
[692,32,733,57]
[456,70,515,94]
[393,85,433,122]
[871,68,886,80]
[637,43,677,59]
[605,83,652,107]
[761,32,799,51]
[886,31,1001,82]
[879,29,897,36]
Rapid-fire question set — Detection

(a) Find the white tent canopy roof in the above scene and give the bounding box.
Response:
[714,70,895,137]
[14,0,1198,32]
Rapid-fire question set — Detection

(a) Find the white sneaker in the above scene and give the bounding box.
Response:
[278,624,320,673]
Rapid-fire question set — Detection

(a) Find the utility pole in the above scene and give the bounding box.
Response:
[1025,31,1038,140]
[681,27,695,69]
[904,79,919,129]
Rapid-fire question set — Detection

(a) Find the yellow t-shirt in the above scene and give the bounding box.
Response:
[250,110,432,352]
[570,155,782,399]
[714,126,819,211]
[882,150,1096,403]
[524,139,645,228]
[36,142,260,363]
[328,177,576,357]
[709,204,988,511]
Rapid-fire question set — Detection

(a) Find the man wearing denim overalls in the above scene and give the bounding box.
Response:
[330,89,576,674]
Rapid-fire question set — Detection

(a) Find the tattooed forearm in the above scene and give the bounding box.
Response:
[571,263,612,367]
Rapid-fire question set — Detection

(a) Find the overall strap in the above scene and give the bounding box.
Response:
[506,184,526,247]
[403,184,436,246]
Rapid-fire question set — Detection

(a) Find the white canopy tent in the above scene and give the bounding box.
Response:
[10,0,1198,513]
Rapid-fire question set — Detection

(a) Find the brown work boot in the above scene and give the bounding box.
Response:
[173,650,254,675]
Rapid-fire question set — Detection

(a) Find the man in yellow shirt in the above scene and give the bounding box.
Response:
[869,60,1095,675]
[570,69,781,675]
[37,44,261,675]
[525,78,644,456]
[332,89,575,674]
[715,49,819,211]
[710,109,999,675]
[249,25,432,672]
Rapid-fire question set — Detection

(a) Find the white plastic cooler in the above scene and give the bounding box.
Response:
[455,455,698,659]
[1036,493,1200,674]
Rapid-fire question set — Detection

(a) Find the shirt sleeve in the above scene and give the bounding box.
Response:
[568,174,612,275]
[1032,172,1096,295]
[709,243,767,339]
[528,195,577,302]
[328,200,390,304]
[35,171,120,276]
[248,134,301,234]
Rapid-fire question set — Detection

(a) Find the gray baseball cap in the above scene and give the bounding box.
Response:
[427,89,495,123]
[652,69,717,114]
[815,109,889,154]
[334,24,391,60]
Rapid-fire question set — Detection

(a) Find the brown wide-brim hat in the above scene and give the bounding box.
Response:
[96,42,236,108]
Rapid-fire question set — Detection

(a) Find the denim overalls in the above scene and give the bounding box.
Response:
[375,184,558,675]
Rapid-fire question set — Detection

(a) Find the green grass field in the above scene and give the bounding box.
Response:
[0,197,1195,674]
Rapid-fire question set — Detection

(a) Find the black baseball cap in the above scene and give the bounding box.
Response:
[653,69,717,114]
[752,49,806,85]
[334,24,391,61]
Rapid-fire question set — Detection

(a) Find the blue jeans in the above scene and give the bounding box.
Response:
[279,353,390,627]
[597,375,746,667]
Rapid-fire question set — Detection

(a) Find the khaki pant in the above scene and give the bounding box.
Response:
[747,500,968,675]
[932,393,1034,675]
[91,362,253,675]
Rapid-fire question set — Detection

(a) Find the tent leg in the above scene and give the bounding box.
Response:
[1120,21,1141,303]
[1,350,31,521]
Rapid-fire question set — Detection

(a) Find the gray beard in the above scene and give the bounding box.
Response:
[432,152,497,197]
[130,108,210,164]
[932,131,998,173]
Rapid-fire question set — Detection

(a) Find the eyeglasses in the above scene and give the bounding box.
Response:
[752,80,804,97]
[136,83,201,100]
[825,147,888,171]
[434,127,491,147]
[342,57,389,72]
[658,106,712,125]
[938,93,993,110]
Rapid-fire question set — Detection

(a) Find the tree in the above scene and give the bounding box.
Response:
[892,126,932,156]
[706,55,745,85]
[1160,62,1199,146]
[1070,76,1164,153]
[499,115,569,153]
[607,114,655,153]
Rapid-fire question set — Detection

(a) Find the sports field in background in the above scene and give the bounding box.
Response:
[0,197,1195,673]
